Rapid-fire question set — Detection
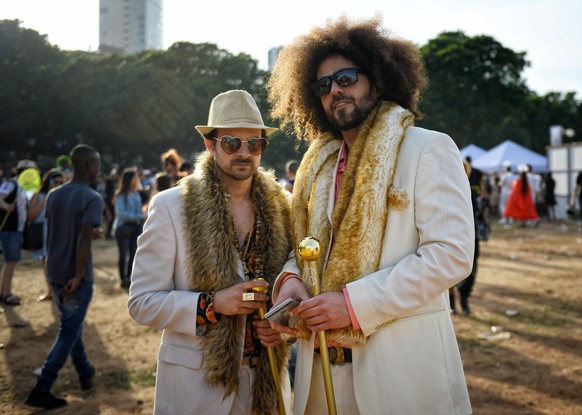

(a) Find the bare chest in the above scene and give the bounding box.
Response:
[229,200,254,247]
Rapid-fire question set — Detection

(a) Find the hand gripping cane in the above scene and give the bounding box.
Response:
[298,237,337,415]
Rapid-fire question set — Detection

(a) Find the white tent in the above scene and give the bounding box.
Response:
[472,140,548,173]
[459,144,487,161]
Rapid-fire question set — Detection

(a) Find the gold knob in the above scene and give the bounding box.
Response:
[251,277,268,294]
[298,237,321,261]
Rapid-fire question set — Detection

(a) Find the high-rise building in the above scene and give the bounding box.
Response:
[268,46,283,72]
[99,0,163,54]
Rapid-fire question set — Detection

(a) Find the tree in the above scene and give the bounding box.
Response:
[419,31,531,149]
[524,92,582,152]
[0,20,64,166]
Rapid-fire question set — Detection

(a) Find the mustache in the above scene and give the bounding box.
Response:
[332,93,352,105]
[231,158,253,164]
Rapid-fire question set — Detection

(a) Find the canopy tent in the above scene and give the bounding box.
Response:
[472,140,548,173]
[459,144,487,161]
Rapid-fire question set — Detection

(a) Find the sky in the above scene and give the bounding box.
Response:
[2,0,582,97]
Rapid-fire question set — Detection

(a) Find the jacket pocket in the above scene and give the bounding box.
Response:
[158,341,204,370]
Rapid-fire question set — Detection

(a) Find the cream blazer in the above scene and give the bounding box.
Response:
[128,186,292,414]
[289,127,474,415]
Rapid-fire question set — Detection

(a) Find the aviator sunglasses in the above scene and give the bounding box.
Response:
[213,135,268,156]
[313,67,363,97]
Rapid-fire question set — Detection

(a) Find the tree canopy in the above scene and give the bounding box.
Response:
[1,20,580,175]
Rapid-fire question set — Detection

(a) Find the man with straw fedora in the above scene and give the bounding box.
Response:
[129,90,295,414]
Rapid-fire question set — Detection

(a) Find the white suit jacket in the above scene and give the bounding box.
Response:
[289,127,474,415]
[128,186,292,414]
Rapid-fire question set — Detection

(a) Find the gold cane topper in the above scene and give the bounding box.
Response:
[298,237,321,288]
[298,237,321,261]
[250,277,268,295]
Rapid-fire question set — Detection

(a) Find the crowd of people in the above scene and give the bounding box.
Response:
[465,159,558,227]
[0,146,196,301]
[3,15,582,414]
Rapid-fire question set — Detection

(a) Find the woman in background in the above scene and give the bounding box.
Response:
[27,169,64,301]
[160,148,186,186]
[504,164,539,227]
[114,169,146,289]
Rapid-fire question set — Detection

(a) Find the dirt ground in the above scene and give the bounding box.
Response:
[1,219,581,414]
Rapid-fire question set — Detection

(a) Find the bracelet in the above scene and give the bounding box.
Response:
[280,273,302,286]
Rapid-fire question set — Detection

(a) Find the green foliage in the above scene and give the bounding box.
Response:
[0,19,65,165]
[1,21,580,174]
[419,31,531,148]
[418,31,581,154]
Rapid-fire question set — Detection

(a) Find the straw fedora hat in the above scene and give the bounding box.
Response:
[195,90,278,137]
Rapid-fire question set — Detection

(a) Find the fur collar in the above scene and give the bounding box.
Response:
[181,152,292,414]
[292,101,414,346]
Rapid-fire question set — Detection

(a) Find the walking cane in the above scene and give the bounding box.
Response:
[251,279,287,415]
[298,237,337,415]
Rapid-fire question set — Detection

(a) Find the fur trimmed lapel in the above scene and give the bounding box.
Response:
[182,152,292,414]
[292,101,414,346]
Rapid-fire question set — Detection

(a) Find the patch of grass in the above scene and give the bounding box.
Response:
[130,366,157,387]
[101,366,157,390]
[519,307,568,328]
[457,336,482,349]
[102,370,131,390]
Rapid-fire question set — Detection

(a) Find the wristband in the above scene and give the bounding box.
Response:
[280,273,302,286]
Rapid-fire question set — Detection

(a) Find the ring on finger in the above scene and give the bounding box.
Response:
[242,292,255,301]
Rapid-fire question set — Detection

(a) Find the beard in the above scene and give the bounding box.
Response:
[214,156,258,181]
[327,90,378,132]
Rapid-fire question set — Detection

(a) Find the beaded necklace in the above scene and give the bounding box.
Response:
[232,201,265,364]
[232,204,264,282]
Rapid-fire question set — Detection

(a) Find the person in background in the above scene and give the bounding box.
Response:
[24,144,103,409]
[526,164,542,226]
[570,171,582,220]
[114,168,146,289]
[504,164,539,227]
[0,160,30,306]
[104,164,119,239]
[152,172,172,195]
[498,162,516,224]
[27,168,65,302]
[450,159,488,315]
[267,16,473,414]
[143,172,172,214]
[55,154,73,183]
[280,159,299,193]
[465,156,489,215]
[128,90,295,414]
[180,159,195,176]
[161,148,186,186]
[488,172,500,218]
[139,169,155,200]
[542,172,556,221]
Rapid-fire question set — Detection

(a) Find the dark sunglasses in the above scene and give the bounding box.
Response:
[313,67,363,97]
[213,135,268,156]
